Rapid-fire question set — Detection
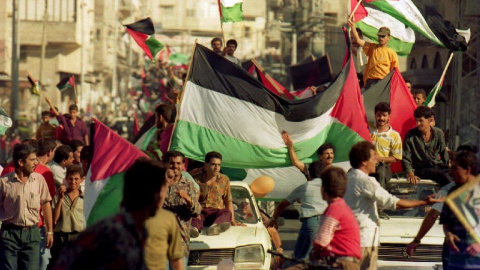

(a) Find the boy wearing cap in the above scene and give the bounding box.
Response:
[348,18,399,90]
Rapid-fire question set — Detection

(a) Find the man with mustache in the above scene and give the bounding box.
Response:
[282,131,335,178]
[371,102,402,188]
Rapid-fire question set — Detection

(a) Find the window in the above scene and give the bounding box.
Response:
[421,55,428,69]
[20,0,76,22]
[410,58,417,69]
[434,52,442,69]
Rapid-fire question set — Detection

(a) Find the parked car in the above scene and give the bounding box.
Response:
[188,181,273,270]
[378,178,444,269]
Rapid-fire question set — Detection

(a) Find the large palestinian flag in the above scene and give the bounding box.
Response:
[170,44,370,198]
[124,18,164,60]
[84,119,148,226]
[364,0,469,51]
[351,0,415,56]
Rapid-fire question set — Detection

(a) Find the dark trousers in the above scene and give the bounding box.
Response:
[373,163,392,189]
[0,224,41,270]
[191,208,232,231]
[47,232,78,270]
[417,167,450,187]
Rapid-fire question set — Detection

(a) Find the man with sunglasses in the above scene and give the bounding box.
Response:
[348,18,399,90]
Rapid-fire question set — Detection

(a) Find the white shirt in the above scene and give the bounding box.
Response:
[48,161,66,188]
[285,178,328,219]
[344,169,399,247]
[225,55,241,65]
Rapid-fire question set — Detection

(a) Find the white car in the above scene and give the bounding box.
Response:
[378,178,444,270]
[188,181,273,270]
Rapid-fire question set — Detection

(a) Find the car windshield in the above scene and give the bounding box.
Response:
[384,181,440,218]
[232,186,259,224]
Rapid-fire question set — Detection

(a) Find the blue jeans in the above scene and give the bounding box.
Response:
[39,227,51,270]
[293,215,321,260]
[0,225,41,270]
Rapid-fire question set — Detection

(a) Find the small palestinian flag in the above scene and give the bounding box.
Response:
[425,78,444,108]
[218,0,244,23]
[27,73,40,96]
[57,76,75,92]
[0,107,12,135]
[84,119,148,226]
[124,18,164,60]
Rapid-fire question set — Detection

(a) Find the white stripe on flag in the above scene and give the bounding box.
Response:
[180,81,338,149]
[362,7,415,43]
[220,0,243,8]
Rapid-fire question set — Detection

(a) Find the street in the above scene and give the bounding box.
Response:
[277,218,443,270]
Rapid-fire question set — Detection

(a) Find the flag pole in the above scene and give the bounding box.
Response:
[349,0,363,21]
[167,39,197,151]
[73,79,78,104]
[429,52,454,105]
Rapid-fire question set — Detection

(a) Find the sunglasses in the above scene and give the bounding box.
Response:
[378,35,386,38]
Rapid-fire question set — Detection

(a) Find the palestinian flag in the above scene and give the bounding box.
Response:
[84,119,148,226]
[364,0,469,51]
[445,176,480,245]
[425,78,444,108]
[246,60,295,100]
[125,18,164,60]
[56,76,75,92]
[27,73,40,96]
[170,44,370,198]
[351,0,415,56]
[0,107,12,135]
[362,68,417,173]
[218,0,244,23]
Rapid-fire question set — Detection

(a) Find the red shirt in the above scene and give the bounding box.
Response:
[313,198,361,260]
[1,162,56,227]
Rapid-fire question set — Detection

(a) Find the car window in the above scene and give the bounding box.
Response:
[232,186,259,224]
[384,182,440,218]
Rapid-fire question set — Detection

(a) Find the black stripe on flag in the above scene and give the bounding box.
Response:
[124,17,155,36]
[188,44,351,122]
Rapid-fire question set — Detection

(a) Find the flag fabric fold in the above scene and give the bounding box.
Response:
[218,0,244,23]
[125,17,164,60]
[364,0,469,51]
[289,55,333,90]
[84,119,148,226]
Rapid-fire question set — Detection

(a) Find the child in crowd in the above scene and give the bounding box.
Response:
[50,165,85,268]
[411,89,427,107]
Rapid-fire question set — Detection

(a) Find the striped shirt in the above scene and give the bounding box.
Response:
[371,126,402,160]
[0,171,52,226]
[314,198,361,259]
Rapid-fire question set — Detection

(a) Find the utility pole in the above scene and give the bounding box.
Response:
[11,0,20,133]
[111,0,119,107]
[80,0,87,107]
[38,0,48,116]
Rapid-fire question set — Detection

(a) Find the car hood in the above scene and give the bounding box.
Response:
[379,217,444,245]
[190,225,265,250]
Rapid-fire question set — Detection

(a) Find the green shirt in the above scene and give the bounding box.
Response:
[402,126,449,173]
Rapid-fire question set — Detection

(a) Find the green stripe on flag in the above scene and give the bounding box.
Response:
[145,37,164,59]
[357,21,414,56]
[221,2,243,23]
[171,120,364,168]
[425,83,442,108]
[87,173,124,226]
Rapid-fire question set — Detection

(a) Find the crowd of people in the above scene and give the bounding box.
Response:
[0,15,478,270]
